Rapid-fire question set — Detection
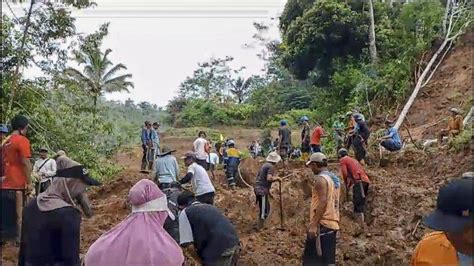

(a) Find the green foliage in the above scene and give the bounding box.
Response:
[280,0,367,83]
[449,127,474,152]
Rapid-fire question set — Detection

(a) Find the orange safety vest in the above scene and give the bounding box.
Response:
[411,232,459,266]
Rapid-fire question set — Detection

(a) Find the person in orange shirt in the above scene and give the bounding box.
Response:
[310,121,327,153]
[1,115,32,244]
[338,148,370,223]
[303,153,341,265]
[438,107,464,144]
[411,177,473,266]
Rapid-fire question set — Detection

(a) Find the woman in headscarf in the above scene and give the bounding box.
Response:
[84,179,184,266]
[18,156,101,266]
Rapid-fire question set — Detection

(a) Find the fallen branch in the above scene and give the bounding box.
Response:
[411,219,422,236]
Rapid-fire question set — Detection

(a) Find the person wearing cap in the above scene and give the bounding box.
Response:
[300,116,311,162]
[332,116,345,153]
[193,131,210,170]
[338,148,370,223]
[379,119,402,152]
[152,122,161,156]
[85,179,184,266]
[278,120,292,162]
[32,147,57,195]
[223,140,241,190]
[177,191,240,265]
[0,123,8,144]
[1,115,32,244]
[179,152,216,204]
[310,121,327,154]
[438,107,464,144]
[154,146,179,190]
[18,156,101,265]
[411,178,473,265]
[254,152,282,230]
[351,114,370,163]
[303,152,341,265]
[141,121,156,171]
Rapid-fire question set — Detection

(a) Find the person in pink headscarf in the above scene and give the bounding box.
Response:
[84,179,184,266]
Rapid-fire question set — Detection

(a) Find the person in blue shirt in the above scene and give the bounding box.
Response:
[380,119,402,152]
[141,121,157,171]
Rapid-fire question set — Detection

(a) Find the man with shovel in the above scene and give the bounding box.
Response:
[254,152,282,230]
[303,152,341,266]
[338,148,370,224]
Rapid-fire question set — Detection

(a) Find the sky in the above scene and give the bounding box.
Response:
[5,0,286,107]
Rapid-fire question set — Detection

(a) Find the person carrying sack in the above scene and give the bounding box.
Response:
[32,147,57,195]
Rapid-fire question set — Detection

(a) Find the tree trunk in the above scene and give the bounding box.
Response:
[368,0,378,64]
[442,0,452,35]
[6,0,36,119]
[394,38,449,129]
[93,95,98,121]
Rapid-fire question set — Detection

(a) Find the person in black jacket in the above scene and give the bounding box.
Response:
[18,156,101,266]
[352,114,370,163]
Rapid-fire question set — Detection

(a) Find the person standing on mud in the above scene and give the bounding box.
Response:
[179,152,216,204]
[193,131,210,170]
[411,177,473,265]
[1,115,32,245]
[438,107,464,144]
[310,121,327,154]
[32,147,57,195]
[338,148,370,223]
[333,115,345,153]
[224,140,241,190]
[141,121,155,171]
[154,146,179,190]
[177,191,240,265]
[351,114,370,164]
[18,156,101,265]
[152,122,161,156]
[303,152,341,266]
[278,120,292,163]
[300,116,311,162]
[254,152,282,230]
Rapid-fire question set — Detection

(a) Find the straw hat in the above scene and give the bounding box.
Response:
[266,152,281,163]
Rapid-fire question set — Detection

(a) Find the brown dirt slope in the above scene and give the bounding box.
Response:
[405,32,473,140]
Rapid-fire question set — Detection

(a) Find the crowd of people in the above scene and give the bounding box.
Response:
[0,106,471,265]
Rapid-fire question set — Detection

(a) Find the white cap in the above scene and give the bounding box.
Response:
[306,152,327,166]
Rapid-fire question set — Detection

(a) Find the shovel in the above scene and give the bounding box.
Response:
[277,180,285,230]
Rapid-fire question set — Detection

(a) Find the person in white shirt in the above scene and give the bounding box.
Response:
[33,147,57,194]
[179,152,216,205]
[193,131,210,170]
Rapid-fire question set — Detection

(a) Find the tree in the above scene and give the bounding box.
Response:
[280,0,367,83]
[230,77,252,103]
[64,48,134,117]
[368,0,378,64]
[5,0,94,119]
[179,56,234,102]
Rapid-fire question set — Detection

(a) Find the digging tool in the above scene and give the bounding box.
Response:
[315,227,323,257]
[277,180,284,230]
[357,181,366,199]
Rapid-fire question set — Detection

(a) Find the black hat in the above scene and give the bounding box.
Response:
[424,178,474,233]
[55,165,102,186]
[39,147,49,152]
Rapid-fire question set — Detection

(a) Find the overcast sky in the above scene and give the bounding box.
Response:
[5,0,286,107]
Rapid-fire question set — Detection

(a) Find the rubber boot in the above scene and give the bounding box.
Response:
[148,161,154,171]
[141,162,147,171]
[257,217,264,231]
[355,213,365,224]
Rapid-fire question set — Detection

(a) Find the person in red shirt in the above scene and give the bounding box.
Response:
[338,148,370,223]
[1,115,32,244]
[310,122,327,153]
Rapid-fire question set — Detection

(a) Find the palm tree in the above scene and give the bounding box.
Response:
[230,77,252,104]
[64,48,134,117]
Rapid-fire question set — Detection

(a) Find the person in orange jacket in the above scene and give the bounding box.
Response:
[411,177,473,265]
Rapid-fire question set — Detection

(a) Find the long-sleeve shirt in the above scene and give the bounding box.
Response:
[141,128,158,146]
[154,155,180,184]
[33,158,57,179]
